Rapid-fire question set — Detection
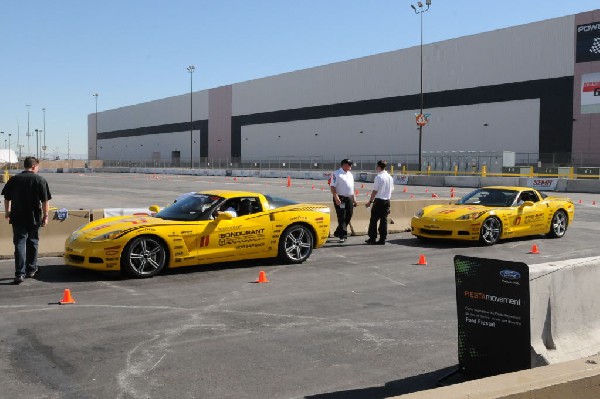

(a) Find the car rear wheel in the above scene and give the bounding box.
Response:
[279,224,313,264]
[121,236,167,278]
[479,217,501,246]
[547,210,567,238]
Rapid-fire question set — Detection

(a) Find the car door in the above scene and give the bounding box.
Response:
[510,190,546,236]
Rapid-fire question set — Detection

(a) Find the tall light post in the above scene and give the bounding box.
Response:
[93,93,98,160]
[42,107,46,159]
[187,65,195,169]
[411,0,431,172]
[8,134,12,167]
[35,129,39,158]
[0,132,3,149]
[26,104,31,155]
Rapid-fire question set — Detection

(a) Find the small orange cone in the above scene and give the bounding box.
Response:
[450,187,455,192]
[312,184,315,190]
[410,194,414,198]
[59,289,76,305]
[361,184,364,189]
[233,177,237,181]
[529,244,540,254]
[425,188,429,193]
[432,193,438,198]
[450,191,455,198]
[593,201,596,206]
[579,199,582,204]
[403,186,407,193]
[417,254,427,265]
[287,176,291,187]
[255,271,269,283]
[355,189,359,195]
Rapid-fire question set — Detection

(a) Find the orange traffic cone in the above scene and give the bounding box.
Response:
[255,271,269,283]
[450,187,455,192]
[410,194,414,198]
[361,184,364,189]
[529,244,540,254]
[403,186,407,193]
[59,289,76,305]
[579,199,582,204]
[450,191,455,198]
[417,254,427,265]
[355,189,359,195]
[593,201,597,206]
[287,176,291,187]
[432,193,438,198]
[312,184,315,190]
[425,188,429,193]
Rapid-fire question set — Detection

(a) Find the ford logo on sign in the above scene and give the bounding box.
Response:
[500,270,521,280]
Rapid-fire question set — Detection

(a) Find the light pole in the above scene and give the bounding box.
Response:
[93,93,98,160]
[42,107,46,159]
[187,65,195,169]
[35,129,42,159]
[0,132,3,149]
[411,0,431,172]
[8,134,12,167]
[26,104,31,155]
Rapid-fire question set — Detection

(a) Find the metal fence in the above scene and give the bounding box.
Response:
[99,152,600,172]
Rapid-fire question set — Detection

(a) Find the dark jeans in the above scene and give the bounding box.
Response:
[368,199,390,242]
[333,196,354,239]
[12,224,40,277]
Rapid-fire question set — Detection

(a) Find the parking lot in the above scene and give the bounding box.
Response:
[1,173,599,398]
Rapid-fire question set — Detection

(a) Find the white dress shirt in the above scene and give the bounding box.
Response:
[331,168,354,197]
[373,170,394,200]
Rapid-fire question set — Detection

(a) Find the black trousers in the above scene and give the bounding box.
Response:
[333,196,354,239]
[368,199,390,241]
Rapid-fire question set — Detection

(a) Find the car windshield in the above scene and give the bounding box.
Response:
[457,188,518,207]
[155,194,222,221]
[265,195,297,209]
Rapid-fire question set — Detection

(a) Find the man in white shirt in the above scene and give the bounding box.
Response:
[330,159,357,243]
[365,160,394,245]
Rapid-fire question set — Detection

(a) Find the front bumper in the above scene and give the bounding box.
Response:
[64,238,123,271]
[411,217,481,241]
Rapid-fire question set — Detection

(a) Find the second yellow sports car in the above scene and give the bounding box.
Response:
[411,186,574,245]
[65,190,330,277]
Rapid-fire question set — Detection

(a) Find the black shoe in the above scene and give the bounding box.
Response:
[365,239,376,244]
[338,237,347,243]
[13,275,25,284]
[26,269,39,278]
[375,240,386,245]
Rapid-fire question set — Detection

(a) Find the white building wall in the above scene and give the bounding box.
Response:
[232,16,574,116]
[241,99,539,161]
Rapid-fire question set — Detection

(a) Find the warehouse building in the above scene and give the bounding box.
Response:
[89,9,600,171]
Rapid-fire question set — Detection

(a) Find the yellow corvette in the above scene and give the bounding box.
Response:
[65,190,330,277]
[411,186,574,245]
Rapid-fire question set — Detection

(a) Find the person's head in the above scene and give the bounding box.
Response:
[376,160,387,172]
[24,156,40,171]
[340,159,352,172]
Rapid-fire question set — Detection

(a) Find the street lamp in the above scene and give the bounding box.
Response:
[187,65,195,169]
[42,107,46,159]
[411,0,431,172]
[93,93,98,160]
[26,104,31,155]
[0,132,3,149]
[8,134,12,168]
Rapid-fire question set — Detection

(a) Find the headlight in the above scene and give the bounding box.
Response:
[90,230,124,242]
[415,209,424,218]
[456,212,486,221]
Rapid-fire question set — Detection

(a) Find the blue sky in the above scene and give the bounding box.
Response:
[1,1,598,158]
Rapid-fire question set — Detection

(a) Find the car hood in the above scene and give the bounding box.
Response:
[78,215,193,238]
[421,204,493,220]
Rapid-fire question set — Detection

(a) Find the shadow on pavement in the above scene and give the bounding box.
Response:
[304,366,461,399]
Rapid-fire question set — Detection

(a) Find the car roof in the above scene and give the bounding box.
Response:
[481,186,533,191]
[190,190,263,199]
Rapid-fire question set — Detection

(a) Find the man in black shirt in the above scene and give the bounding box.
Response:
[2,157,52,284]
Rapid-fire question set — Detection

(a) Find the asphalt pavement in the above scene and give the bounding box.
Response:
[1,172,599,399]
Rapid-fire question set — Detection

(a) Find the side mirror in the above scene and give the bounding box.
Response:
[215,212,233,221]
[149,205,161,213]
[521,201,534,207]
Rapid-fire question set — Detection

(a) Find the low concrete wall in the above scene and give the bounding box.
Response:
[530,257,600,365]
[0,209,91,258]
[395,354,600,399]
[445,176,481,188]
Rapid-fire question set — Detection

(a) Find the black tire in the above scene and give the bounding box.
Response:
[278,224,314,264]
[547,210,568,238]
[121,235,168,278]
[479,217,501,246]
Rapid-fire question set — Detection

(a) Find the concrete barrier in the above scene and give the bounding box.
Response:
[567,179,600,194]
[409,175,445,187]
[480,176,520,187]
[530,257,600,365]
[0,209,91,258]
[444,175,481,188]
[394,354,600,399]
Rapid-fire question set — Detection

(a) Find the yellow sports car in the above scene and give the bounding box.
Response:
[65,190,330,277]
[411,186,574,245]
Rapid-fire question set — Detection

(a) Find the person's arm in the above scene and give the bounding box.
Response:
[41,201,49,227]
[4,199,10,221]
[366,190,378,207]
[330,182,341,205]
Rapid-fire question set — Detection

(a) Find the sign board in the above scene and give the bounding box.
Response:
[526,178,558,191]
[454,255,530,377]
[581,72,600,114]
[576,22,600,63]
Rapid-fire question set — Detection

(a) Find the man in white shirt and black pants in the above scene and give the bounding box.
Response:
[365,160,394,245]
[330,159,357,243]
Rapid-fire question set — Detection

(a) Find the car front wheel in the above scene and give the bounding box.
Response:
[479,217,501,246]
[121,236,168,278]
[547,210,568,238]
[279,225,313,264]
